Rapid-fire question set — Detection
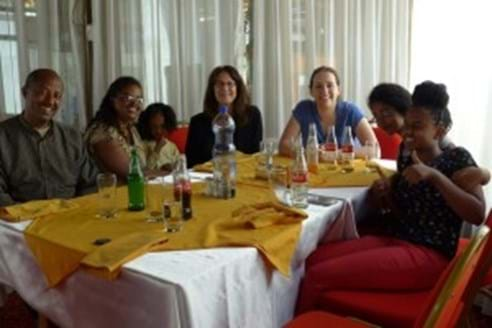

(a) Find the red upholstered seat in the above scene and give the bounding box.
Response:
[288,217,492,328]
[315,210,492,328]
[167,125,189,154]
[284,311,370,328]
[373,126,401,160]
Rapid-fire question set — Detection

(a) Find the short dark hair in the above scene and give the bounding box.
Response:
[309,66,340,89]
[412,80,453,130]
[368,83,412,116]
[138,103,177,141]
[203,65,251,126]
[87,76,142,129]
[23,68,63,91]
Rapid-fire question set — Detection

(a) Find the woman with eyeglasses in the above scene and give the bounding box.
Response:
[85,76,147,180]
[185,65,263,168]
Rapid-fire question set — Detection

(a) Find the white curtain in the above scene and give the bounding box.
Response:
[0,0,88,129]
[411,0,492,206]
[252,0,413,138]
[91,0,245,122]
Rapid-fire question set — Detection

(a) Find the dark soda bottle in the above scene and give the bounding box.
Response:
[173,155,192,220]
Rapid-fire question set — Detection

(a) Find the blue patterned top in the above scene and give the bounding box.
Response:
[389,146,477,258]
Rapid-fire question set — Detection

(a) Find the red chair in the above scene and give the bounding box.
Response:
[313,210,492,328]
[286,221,492,328]
[372,127,401,160]
[167,124,189,154]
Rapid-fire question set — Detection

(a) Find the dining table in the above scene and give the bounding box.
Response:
[0,158,395,328]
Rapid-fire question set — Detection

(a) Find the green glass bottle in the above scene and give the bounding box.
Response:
[128,147,145,211]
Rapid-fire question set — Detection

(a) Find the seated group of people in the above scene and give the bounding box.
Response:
[0,66,489,318]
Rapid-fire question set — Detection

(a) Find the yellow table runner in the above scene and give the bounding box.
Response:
[22,183,306,287]
[0,199,79,222]
[194,154,395,188]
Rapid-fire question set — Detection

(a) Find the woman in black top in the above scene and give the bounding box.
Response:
[185,65,263,168]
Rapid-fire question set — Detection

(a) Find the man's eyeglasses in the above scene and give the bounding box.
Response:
[115,94,144,107]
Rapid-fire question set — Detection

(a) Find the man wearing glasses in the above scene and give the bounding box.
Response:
[0,68,99,206]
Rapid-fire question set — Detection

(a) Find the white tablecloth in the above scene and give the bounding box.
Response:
[0,187,365,328]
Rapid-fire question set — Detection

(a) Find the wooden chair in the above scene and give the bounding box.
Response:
[286,222,492,328]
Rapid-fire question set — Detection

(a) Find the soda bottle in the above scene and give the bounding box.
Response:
[340,126,355,172]
[128,147,145,211]
[212,105,236,199]
[306,123,319,174]
[173,154,192,220]
[322,125,338,170]
[291,138,308,208]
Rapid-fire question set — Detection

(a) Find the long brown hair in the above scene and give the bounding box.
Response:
[203,65,251,126]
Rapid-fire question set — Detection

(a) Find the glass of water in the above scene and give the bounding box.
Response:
[163,200,183,232]
[269,166,292,206]
[146,177,163,222]
[97,173,117,219]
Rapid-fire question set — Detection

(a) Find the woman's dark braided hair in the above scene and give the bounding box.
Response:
[412,81,453,131]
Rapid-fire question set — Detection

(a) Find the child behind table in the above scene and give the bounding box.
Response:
[137,103,180,172]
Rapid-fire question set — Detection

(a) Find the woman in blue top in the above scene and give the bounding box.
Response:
[279,66,377,156]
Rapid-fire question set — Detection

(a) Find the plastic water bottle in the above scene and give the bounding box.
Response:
[128,147,145,211]
[291,138,308,208]
[212,105,236,199]
[306,123,319,174]
[173,154,192,220]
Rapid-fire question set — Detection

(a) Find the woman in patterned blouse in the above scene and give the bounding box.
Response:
[296,81,486,314]
[85,77,147,180]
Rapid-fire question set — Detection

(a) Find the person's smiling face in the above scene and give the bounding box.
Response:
[112,84,144,124]
[310,70,340,109]
[213,72,237,107]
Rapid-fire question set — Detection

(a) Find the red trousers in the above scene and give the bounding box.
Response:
[296,235,449,314]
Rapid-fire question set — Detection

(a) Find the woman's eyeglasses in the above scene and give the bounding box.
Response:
[115,94,144,107]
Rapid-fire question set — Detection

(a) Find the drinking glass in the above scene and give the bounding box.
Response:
[364,141,381,173]
[260,138,278,171]
[146,178,163,222]
[163,200,183,232]
[269,166,292,206]
[97,173,117,219]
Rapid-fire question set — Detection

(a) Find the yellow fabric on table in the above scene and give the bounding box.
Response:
[24,183,306,287]
[1,199,79,222]
[195,153,394,188]
[24,187,169,286]
[308,159,395,187]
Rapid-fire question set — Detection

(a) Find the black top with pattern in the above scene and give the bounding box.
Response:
[388,145,477,258]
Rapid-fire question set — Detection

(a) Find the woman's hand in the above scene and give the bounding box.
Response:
[154,134,167,152]
[402,151,438,185]
[369,177,393,214]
